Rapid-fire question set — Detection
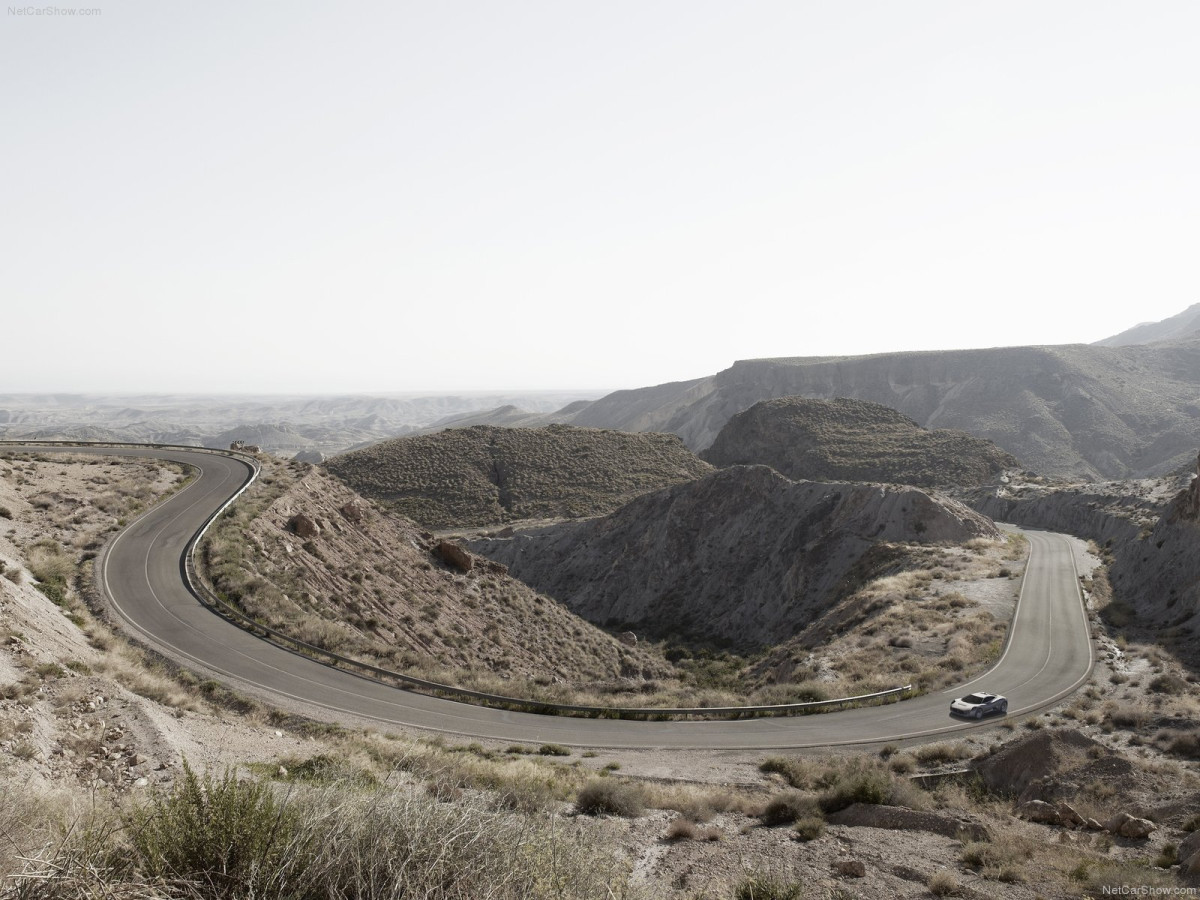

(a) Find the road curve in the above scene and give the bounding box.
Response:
[2,444,1094,750]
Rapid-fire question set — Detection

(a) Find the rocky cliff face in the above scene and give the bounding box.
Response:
[567,340,1200,480]
[1109,457,1200,631]
[702,397,1018,487]
[964,464,1200,635]
[469,466,998,648]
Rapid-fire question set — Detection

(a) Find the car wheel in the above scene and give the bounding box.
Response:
[999,702,1008,714]
[973,708,983,719]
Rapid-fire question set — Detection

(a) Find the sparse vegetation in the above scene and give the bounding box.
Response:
[326,424,712,529]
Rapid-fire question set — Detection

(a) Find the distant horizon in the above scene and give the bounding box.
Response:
[0,316,1192,398]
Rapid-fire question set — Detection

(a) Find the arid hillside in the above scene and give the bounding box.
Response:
[200,460,671,695]
[4,456,1199,900]
[470,465,999,649]
[324,424,712,529]
[702,397,1018,487]
[555,339,1200,479]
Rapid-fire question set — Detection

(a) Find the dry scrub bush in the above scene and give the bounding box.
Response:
[759,791,821,827]
[664,818,721,842]
[960,833,1036,883]
[574,779,645,818]
[928,869,962,896]
[9,765,636,900]
[915,742,972,765]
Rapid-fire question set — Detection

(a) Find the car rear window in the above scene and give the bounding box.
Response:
[963,694,989,703]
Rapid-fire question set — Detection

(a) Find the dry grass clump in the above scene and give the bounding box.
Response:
[574,778,646,818]
[731,873,804,900]
[915,742,973,766]
[960,833,1036,883]
[326,424,712,529]
[759,791,822,827]
[1104,703,1150,730]
[663,817,722,842]
[927,868,963,896]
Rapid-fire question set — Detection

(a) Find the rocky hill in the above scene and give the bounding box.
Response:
[324,425,712,529]
[550,340,1200,480]
[702,397,1018,487]
[202,460,670,690]
[1095,302,1200,347]
[469,465,998,648]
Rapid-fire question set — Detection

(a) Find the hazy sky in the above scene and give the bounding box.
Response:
[3,2,1197,394]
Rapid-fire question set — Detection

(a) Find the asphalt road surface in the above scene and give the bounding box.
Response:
[2,444,1094,749]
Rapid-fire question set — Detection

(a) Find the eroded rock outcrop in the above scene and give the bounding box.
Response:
[827,804,990,842]
[470,466,997,647]
[435,540,473,573]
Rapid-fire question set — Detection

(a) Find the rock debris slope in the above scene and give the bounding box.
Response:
[470,466,998,648]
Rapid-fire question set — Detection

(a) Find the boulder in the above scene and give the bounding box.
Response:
[288,514,320,539]
[833,859,866,878]
[1017,800,1061,824]
[1055,802,1086,827]
[1104,812,1155,839]
[293,450,325,464]
[435,541,473,572]
[338,502,365,524]
[618,631,638,646]
[1176,830,1200,868]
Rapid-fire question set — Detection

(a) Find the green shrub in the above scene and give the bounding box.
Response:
[279,754,377,786]
[574,779,644,818]
[0,506,12,519]
[537,743,571,757]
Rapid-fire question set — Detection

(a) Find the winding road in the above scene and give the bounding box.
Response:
[2,444,1094,750]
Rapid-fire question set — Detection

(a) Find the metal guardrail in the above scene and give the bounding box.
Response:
[2,440,915,721]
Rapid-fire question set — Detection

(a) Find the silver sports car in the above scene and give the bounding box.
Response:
[950,691,1008,719]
